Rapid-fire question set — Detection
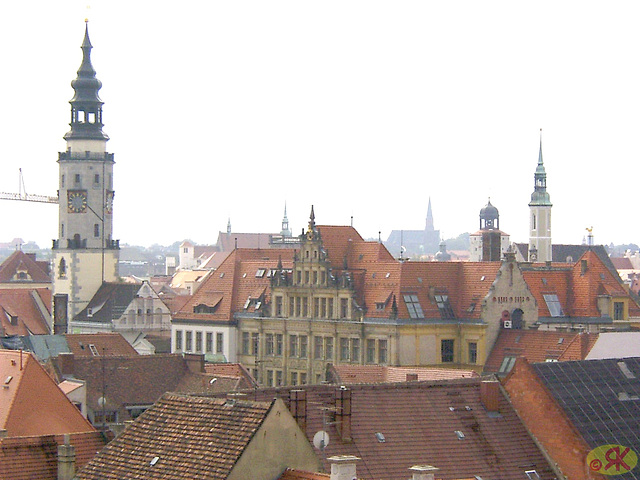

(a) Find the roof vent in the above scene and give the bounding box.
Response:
[150,456,159,466]
[454,430,465,440]
[375,432,385,443]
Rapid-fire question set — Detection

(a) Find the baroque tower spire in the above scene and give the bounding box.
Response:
[528,129,553,262]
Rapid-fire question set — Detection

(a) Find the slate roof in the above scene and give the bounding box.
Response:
[65,333,138,356]
[0,250,50,284]
[328,364,478,384]
[77,393,275,480]
[216,231,278,251]
[239,379,556,480]
[0,288,51,336]
[0,431,106,480]
[0,350,96,437]
[531,357,640,479]
[484,330,596,374]
[73,282,140,324]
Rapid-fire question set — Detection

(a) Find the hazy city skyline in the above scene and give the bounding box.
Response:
[0,1,638,248]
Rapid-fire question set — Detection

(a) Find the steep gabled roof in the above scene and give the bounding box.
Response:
[0,251,50,284]
[77,394,275,480]
[243,379,556,480]
[0,350,95,437]
[216,232,277,252]
[73,282,141,324]
[0,288,51,335]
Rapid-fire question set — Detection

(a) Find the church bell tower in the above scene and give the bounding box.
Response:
[53,22,119,327]
[528,131,552,262]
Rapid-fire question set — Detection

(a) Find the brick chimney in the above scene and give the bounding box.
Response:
[408,465,440,480]
[580,332,591,359]
[289,389,307,432]
[58,353,75,376]
[57,434,75,480]
[328,455,359,480]
[335,387,352,442]
[480,379,500,413]
[183,353,205,373]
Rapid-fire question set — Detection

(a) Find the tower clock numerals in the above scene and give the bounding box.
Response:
[67,190,88,213]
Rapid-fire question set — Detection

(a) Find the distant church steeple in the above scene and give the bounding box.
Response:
[227,218,231,234]
[528,129,553,262]
[425,197,434,231]
[281,203,292,237]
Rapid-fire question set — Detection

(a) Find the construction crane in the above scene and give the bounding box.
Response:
[0,169,57,204]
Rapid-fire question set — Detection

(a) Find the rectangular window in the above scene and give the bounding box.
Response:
[289,297,294,317]
[195,331,203,353]
[328,298,334,318]
[543,294,564,317]
[276,334,283,356]
[313,271,318,284]
[275,370,283,386]
[295,297,301,317]
[468,342,477,364]
[302,297,308,317]
[378,339,388,364]
[275,296,283,317]
[94,224,100,237]
[340,338,350,361]
[325,337,334,360]
[403,294,424,319]
[366,339,376,363]
[242,332,250,355]
[305,271,310,284]
[289,335,298,357]
[61,175,65,188]
[314,336,323,359]
[321,298,327,318]
[296,270,302,284]
[340,298,349,319]
[300,372,307,385]
[351,338,360,363]
[266,334,274,356]
[266,370,274,387]
[216,332,223,354]
[300,335,308,358]
[291,372,298,386]
[614,301,625,320]
[206,332,213,353]
[314,297,319,318]
[434,295,455,320]
[94,173,100,184]
[499,356,517,373]
[441,339,454,363]
[74,174,81,184]
[185,331,193,352]
[175,330,183,352]
[252,332,259,356]
[321,271,326,285]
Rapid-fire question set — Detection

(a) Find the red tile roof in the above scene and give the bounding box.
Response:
[0,350,96,437]
[0,288,51,335]
[65,333,138,356]
[0,431,106,480]
[237,379,556,480]
[329,364,478,384]
[0,251,51,284]
[279,469,329,480]
[483,330,597,373]
[77,394,277,480]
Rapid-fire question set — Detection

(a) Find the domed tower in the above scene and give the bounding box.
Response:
[470,199,510,261]
[53,23,119,328]
[528,132,552,262]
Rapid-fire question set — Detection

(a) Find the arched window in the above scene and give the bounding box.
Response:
[511,309,524,329]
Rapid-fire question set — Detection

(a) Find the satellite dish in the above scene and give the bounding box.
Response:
[313,430,330,450]
[97,396,106,407]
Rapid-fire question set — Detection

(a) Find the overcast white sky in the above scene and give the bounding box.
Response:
[0,1,638,249]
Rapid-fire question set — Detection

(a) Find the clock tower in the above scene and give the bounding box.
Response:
[53,23,119,328]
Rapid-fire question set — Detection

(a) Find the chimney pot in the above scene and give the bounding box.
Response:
[409,464,440,480]
[57,435,76,480]
[328,455,359,480]
[480,379,500,412]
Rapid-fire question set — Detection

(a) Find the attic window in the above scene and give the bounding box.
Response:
[242,273,247,278]
[467,302,476,313]
[454,430,465,440]
[600,273,605,280]
[358,254,364,261]
[4,376,12,385]
[480,276,485,281]
[434,295,455,320]
[376,302,386,311]
[618,361,636,379]
[89,344,99,356]
[256,269,266,278]
[375,432,385,443]
[244,298,252,309]
[557,337,564,344]
[403,294,424,319]
[525,470,541,480]
[150,456,159,466]
[219,273,224,278]
[541,278,547,285]
[385,273,391,278]
[499,356,517,373]
[372,273,376,278]
[417,277,422,283]
[543,294,563,317]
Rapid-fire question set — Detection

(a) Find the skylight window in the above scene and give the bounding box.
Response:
[255,269,266,278]
[525,470,541,480]
[454,430,465,440]
[543,294,563,317]
[403,294,424,319]
[434,295,455,320]
[499,356,517,373]
[4,376,12,385]
[89,344,99,356]
[618,361,636,379]
[375,432,386,443]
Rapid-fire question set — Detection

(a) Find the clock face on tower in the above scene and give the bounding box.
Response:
[67,190,88,213]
